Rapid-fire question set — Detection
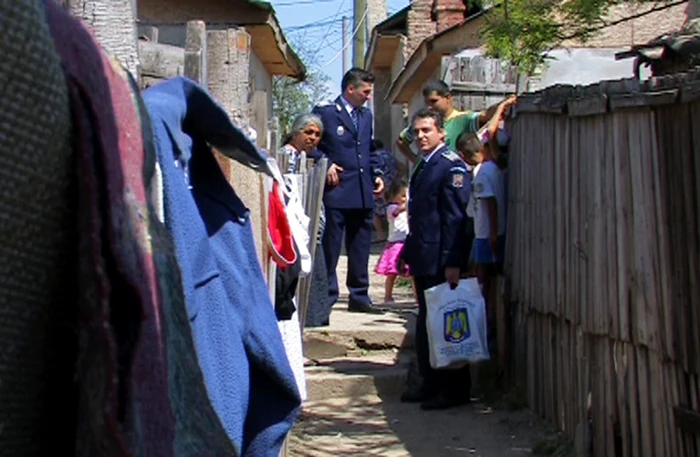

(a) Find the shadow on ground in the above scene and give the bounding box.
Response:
[293,313,557,456]
[292,249,559,456]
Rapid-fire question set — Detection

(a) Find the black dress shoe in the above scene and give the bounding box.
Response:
[400,389,435,403]
[347,302,383,314]
[420,394,471,411]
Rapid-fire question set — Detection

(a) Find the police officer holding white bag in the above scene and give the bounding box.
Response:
[398,108,473,411]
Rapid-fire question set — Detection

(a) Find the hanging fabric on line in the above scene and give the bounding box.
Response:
[268,179,298,268]
[2,2,302,456]
[0,1,241,456]
[263,161,309,401]
[143,77,301,457]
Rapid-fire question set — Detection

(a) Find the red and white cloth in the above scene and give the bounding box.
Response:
[267,180,297,268]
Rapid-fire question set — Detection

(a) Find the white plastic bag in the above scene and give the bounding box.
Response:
[424,278,490,369]
[282,174,312,276]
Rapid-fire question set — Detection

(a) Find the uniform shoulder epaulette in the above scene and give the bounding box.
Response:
[314,102,336,111]
[441,150,461,162]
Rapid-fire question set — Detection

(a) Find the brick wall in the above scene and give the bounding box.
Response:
[561,2,687,48]
[433,0,466,32]
[406,0,469,54]
[368,0,388,43]
[407,0,435,55]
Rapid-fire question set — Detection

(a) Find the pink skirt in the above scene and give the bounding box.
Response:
[374,241,410,276]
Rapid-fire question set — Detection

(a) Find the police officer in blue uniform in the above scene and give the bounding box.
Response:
[398,108,472,410]
[312,68,385,315]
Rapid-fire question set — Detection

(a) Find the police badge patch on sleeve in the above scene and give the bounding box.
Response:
[452,172,465,188]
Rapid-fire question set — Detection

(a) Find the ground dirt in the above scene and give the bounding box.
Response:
[288,252,563,457]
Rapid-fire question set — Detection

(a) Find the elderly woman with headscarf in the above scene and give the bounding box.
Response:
[280,113,331,328]
[281,113,324,174]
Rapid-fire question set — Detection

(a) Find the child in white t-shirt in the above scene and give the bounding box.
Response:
[457,95,515,285]
[374,180,409,303]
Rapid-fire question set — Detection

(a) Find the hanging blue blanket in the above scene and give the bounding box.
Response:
[143,77,301,457]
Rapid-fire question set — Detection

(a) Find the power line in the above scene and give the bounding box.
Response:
[316,0,348,52]
[321,29,346,49]
[286,17,344,31]
[284,8,352,32]
[321,4,368,69]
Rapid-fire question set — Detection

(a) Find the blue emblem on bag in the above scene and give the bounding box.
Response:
[443,308,470,343]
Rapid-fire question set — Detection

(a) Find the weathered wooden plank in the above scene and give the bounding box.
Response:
[514,96,566,114]
[574,330,591,457]
[649,346,668,457]
[184,20,207,85]
[628,112,655,349]
[138,40,184,79]
[567,95,608,117]
[609,89,678,111]
[592,115,607,336]
[614,341,631,457]
[637,348,654,457]
[593,338,606,457]
[603,110,620,341]
[139,25,159,43]
[450,81,516,94]
[677,104,700,376]
[628,344,641,457]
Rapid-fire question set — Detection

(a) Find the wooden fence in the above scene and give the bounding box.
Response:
[272,152,328,330]
[441,54,519,111]
[506,72,700,456]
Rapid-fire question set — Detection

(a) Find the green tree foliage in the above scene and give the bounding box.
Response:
[272,38,332,137]
[479,0,673,75]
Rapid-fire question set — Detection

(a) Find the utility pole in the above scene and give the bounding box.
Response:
[342,16,350,75]
[353,0,367,68]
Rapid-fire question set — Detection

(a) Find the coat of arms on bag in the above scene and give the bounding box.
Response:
[443,308,470,343]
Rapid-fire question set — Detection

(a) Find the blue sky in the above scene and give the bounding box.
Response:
[270,0,409,99]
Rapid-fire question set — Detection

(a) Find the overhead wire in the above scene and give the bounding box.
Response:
[286,17,342,31]
[320,3,368,69]
[315,0,348,57]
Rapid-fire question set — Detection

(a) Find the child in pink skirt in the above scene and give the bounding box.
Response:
[374,180,410,303]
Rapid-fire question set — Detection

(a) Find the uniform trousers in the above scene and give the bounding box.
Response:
[414,274,472,400]
[323,208,374,307]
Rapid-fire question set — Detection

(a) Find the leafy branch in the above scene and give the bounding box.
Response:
[272,36,332,136]
[480,0,676,75]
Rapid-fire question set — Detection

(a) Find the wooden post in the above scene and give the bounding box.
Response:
[65,0,140,78]
[139,25,159,43]
[185,21,207,86]
[207,28,250,128]
[206,27,268,270]
[269,116,280,154]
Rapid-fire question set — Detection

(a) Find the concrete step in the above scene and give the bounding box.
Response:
[305,351,411,401]
[303,305,416,361]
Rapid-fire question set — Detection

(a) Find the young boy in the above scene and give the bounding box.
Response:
[456,96,516,286]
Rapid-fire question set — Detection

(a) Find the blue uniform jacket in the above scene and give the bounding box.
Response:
[312,97,381,209]
[402,145,469,277]
[143,77,300,457]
